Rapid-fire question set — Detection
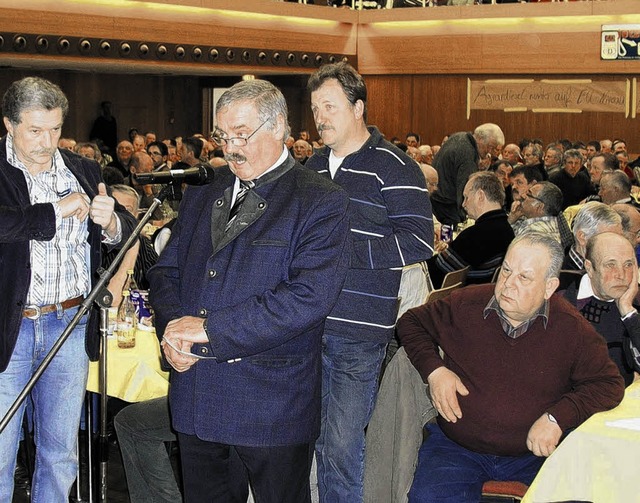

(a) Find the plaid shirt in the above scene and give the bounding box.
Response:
[7,135,90,305]
[483,295,549,339]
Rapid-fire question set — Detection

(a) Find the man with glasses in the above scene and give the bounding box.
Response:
[148,79,350,503]
[146,141,169,172]
[511,181,564,244]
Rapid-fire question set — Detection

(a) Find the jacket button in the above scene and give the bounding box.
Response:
[199,308,207,316]
[258,202,266,209]
[216,199,224,207]
[208,270,217,278]
[200,347,209,355]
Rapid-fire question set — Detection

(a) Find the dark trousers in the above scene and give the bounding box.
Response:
[178,433,314,503]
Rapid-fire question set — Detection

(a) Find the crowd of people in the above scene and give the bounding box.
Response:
[1,62,637,503]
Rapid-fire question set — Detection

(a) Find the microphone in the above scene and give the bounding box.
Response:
[134,163,215,186]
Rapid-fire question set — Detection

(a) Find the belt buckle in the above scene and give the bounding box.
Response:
[24,304,41,320]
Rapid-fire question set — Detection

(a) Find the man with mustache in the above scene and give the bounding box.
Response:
[148,79,350,502]
[306,62,434,502]
[0,77,136,501]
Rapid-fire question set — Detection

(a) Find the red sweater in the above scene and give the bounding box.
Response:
[398,284,625,456]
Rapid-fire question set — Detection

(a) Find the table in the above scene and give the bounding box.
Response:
[523,381,640,503]
[86,328,169,402]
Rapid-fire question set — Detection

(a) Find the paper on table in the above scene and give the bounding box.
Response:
[605,418,640,431]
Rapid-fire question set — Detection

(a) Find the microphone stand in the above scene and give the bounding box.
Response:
[0,181,183,503]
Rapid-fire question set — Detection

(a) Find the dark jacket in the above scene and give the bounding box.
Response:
[431,132,479,225]
[0,137,136,372]
[148,154,350,446]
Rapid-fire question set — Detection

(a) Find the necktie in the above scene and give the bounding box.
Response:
[226,180,255,232]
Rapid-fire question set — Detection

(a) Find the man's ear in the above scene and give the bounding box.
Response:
[353,100,365,121]
[3,117,13,135]
[544,277,560,299]
[584,259,594,277]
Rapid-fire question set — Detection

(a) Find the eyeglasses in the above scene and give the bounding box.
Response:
[212,120,268,147]
[525,191,545,204]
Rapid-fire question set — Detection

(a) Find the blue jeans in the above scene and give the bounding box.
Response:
[0,305,89,503]
[114,397,182,503]
[315,334,386,503]
[409,423,545,503]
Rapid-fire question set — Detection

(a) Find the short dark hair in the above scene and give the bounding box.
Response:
[307,62,368,121]
[147,141,168,157]
[406,132,420,143]
[2,77,69,124]
[183,136,203,157]
[510,165,542,184]
[587,140,601,152]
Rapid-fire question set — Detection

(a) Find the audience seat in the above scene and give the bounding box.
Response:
[440,265,470,289]
[480,480,528,502]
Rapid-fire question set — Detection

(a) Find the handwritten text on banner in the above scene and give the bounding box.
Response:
[468,80,628,115]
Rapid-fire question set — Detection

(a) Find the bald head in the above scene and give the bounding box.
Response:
[585,231,637,302]
[130,151,154,174]
[421,164,438,193]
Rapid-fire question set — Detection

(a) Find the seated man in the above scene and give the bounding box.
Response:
[549,149,596,209]
[102,184,158,296]
[508,164,543,205]
[562,201,622,271]
[510,181,573,251]
[427,171,514,288]
[398,233,625,503]
[599,170,640,209]
[562,232,640,386]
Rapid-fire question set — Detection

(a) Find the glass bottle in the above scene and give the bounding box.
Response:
[117,290,136,349]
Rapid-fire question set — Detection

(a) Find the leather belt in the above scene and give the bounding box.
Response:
[23,295,84,320]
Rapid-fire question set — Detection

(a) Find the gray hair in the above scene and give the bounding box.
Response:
[216,79,290,141]
[563,148,584,165]
[2,77,69,124]
[473,123,505,148]
[110,184,141,213]
[510,231,564,280]
[467,171,505,206]
[601,170,631,196]
[573,201,622,241]
[535,182,563,217]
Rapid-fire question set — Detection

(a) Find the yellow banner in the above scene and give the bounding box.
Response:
[467,79,629,117]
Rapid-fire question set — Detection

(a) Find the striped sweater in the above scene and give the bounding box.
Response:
[306,126,434,342]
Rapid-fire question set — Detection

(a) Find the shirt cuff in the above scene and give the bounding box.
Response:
[621,309,638,321]
[101,214,122,244]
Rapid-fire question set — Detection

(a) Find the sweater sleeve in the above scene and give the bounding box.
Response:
[397,298,453,382]
[350,156,434,270]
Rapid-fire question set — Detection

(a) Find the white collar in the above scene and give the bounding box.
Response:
[577,274,614,302]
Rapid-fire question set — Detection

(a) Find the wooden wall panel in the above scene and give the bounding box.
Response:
[366,75,640,150]
[357,0,640,76]
[365,76,414,141]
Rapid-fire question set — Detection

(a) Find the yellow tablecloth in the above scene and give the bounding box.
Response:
[523,382,640,503]
[87,328,169,403]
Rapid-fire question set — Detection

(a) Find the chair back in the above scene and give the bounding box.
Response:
[490,266,502,284]
[424,282,462,304]
[441,265,470,289]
